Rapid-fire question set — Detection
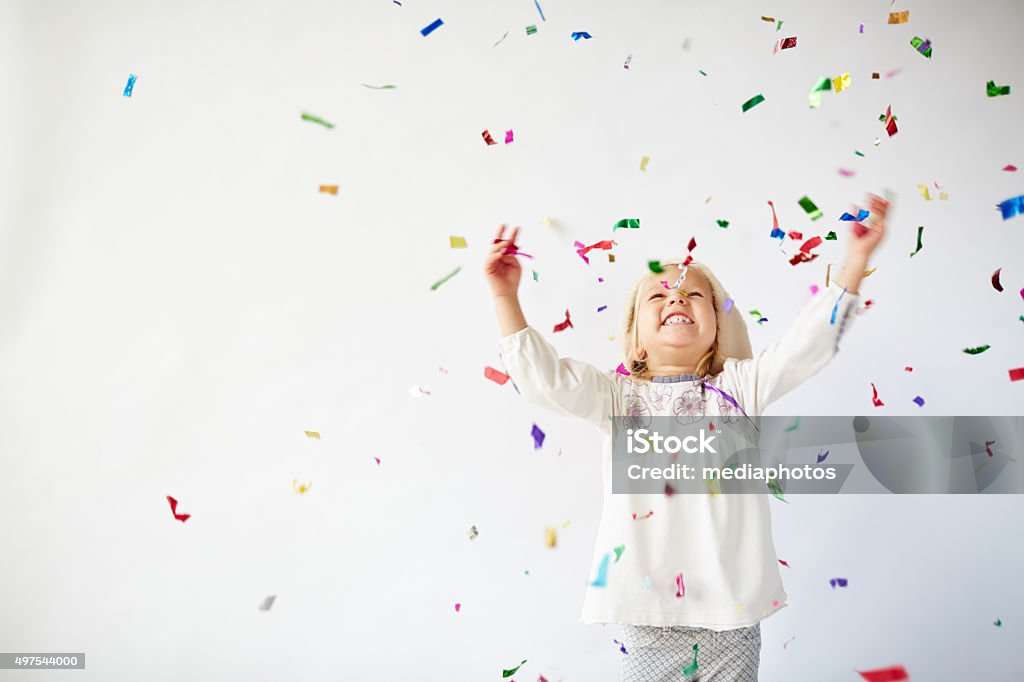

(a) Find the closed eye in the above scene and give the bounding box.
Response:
[648,293,665,300]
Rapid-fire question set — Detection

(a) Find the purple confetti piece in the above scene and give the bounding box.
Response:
[722,297,735,313]
[817,449,829,463]
[829,578,849,589]
[859,21,864,33]
[913,396,925,407]
[597,305,607,313]
[531,423,545,449]
[420,18,444,36]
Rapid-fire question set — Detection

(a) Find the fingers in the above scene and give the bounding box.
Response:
[508,226,520,245]
[494,224,506,243]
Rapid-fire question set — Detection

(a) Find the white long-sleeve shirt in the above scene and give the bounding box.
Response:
[497,283,858,629]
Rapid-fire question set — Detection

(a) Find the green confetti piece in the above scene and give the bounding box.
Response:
[698,69,708,76]
[502,660,527,678]
[798,195,823,220]
[855,150,865,157]
[716,219,730,228]
[301,112,334,129]
[995,618,1002,627]
[878,113,899,122]
[648,261,664,273]
[825,231,837,240]
[493,30,510,47]
[613,218,640,230]
[963,345,992,355]
[987,80,1011,97]
[776,19,783,32]
[741,93,765,112]
[910,226,924,257]
[613,545,625,562]
[361,84,397,89]
[1019,315,1024,324]
[682,644,699,677]
[785,417,800,432]
[430,266,462,291]
[767,477,788,503]
[808,76,832,108]
[532,270,538,282]
[526,24,537,35]
[911,36,933,58]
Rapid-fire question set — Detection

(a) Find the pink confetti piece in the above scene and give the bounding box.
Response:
[616,363,631,376]
[373,456,381,465]
[504,129,514,144]
[675,572,685,598]
[1004,164,1018,172]
[631,511,654,520]
[409,385,432,398]
[809,284,820,295]
[871,383,884,407]
[484,366,510,385]
[438,366,448,374]
[454,603,461,613]
[779,559,791,568]
[838,168,856,177]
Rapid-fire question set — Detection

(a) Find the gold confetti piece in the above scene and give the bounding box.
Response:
[640,155,650,171]
[872,72,880,79]
[449,235,468,248]
[608,335,615,341]
[544,527,557,547]
[304,430,320,439]
[318,185,338,195]
[761,15,775,22]
[864,267,878,278]
[917,184,932,201]
[887,10,909,24]
[608,253,615,263]
[542,216,552,226]
[705,196,712,204]
[832,72,851,93]
[706,478,721,496]
[562,520,571,528]
[292,478,312,494]
[939,192,949,200]
[873,138,881,146]
[468,525,479,540]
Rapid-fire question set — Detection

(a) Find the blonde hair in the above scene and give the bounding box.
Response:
[621,261,719,381]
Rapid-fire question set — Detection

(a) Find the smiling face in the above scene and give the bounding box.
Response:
[634,266,718,374]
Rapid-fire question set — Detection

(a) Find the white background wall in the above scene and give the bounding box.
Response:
[2,0,1023,679]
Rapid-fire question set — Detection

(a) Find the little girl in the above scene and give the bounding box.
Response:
[485,194,889,682]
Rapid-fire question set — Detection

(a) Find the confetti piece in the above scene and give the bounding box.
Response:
[409,385,431,398]
[784,636,796,649]
[773,36,797,53]
[808,76,832,108]
[860,22,865,34]
[632,511,654,520]
[749,309,767,325]
[534,0,546,21]
[532,271,538,282]
[448,235,468,249]
[552,309,573,333]
[785,417,800,432]
[887,10,909,23]
[613,639,629,655]
[373,456,381,465]
[767,200,785,239]
[571,31,592,40]
[482,129,497,145]
[839,168,855,177]
[166,495,190,522]
[698,69,707,76]
[681,236,698,266]
[597,305,607,313]
[917,184,932,201]
[798,195,823,221]
[623,54,632,69]
[909,226,924,257]
[910,36,932,58]
[502,659,527,678]
[301,112,334,129]
[1004,165,1018,172]
[987,80,1011,97]
[640,156,649,171]
[810,284,820,295]
[855,150,865,157]
[992,268,1004,292]
[493,30,510,47]
[833,72,851,93]
[825,231,838,241]
[675,572,686,598]
[841,210,869,221]
[999,196,1024,219]
[643,576,652,590]
[872,72,880,79]
[545,527,557,548]
[871,383,885,407]
[532,423,546,449]
[361,83,397,89]
[829,578,849,589]
[526,24,537,35]
[318,185,338,195]
[292,478,312,494]
[722,298,735,314]
[741,93,765,112]
[484,366,510,385]
[995,618,1002,626]
[716,219,730,228]
[790,236,824,266]
[468,525,478,540]
[779,559,791,568]
[1011,368,1024,382]
[682,643,698,677]
[123,73,136,97]
[574,239,617,264]
[420,18,444,36]
[817,449,830,463]
[616,363,631,376]
[259,595,276,611]
[613,545,625,562]
[883,105,898,136]
[430,266,461,290]
[857,665,909,682]
[614,218,640,230]
[505,129,514,144]
[648,261,664,273]
[590,553,610,587]
[761,16,775,22]
[454,603,461,613]
[304,430,320,440]
[768,477,787,502]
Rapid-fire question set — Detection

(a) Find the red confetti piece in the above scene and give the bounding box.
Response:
[992,268,1004,292]
[883,105,898,136]
[871,383,885,407]
[904,366,913,372]
[789,236,823,265]
[631,511,654,520]
[779,559,791,568]
[1003,164,1018,172]
[985,440,996,458]
[484,366,510,385]
[787,231,804,240]
[574,239,617,264]
[553,309,573,333]
[856,665,909,682]
[374,456,381,465]
[166,495,190,522]
[482,129,497,145]
[675,572,686,598]
[681,237,698,266]
[1010,367,1024,382]
[708,422,714,431]
[664,483,675,496]
[767,200,782,238]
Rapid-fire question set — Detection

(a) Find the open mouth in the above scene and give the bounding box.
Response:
[661,312,694,326]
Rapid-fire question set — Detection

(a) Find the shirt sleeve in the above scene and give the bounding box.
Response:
[722,282,859,415]
[497,326,617,431]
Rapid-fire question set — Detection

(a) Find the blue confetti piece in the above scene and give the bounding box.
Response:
[913,396,925,407]
[420,18,444,36]
[571,31,592,40]
[590,553,610,587]
[830,287,847,324]
[643,576,652,591]
[770,227,785,240]
[839,209,869,221]
[999,195,1024,220]
[123,73,136,97]
[531,423,545,449]
[534,0,546,21]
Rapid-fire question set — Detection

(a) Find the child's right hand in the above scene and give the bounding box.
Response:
[484,224,522,297]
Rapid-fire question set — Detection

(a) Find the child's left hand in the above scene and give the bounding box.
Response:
[848,192,890,259]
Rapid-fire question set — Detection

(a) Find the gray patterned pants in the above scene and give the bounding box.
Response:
[618,623,761,681]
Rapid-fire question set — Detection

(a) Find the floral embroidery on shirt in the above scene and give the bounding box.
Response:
[673,389,703,426]
[623,392,653,430]
[649,384,673,411]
